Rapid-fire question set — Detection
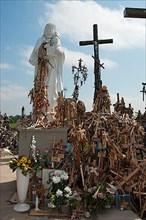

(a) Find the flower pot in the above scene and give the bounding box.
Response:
[60,204,70,214]
[14,169,30,212]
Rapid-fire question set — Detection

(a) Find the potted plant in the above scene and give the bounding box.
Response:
[49,170,78,214]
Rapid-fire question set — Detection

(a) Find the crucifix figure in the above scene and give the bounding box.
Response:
[79,24,113,103]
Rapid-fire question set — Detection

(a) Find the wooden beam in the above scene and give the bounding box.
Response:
[124,7,146,19]
[79,39,113,46]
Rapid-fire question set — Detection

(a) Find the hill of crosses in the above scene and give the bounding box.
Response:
[17,23,146,218]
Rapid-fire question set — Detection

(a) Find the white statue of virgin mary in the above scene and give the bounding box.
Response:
[29,23,65,116]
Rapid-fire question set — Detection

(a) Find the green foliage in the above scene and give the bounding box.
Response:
[10,122,17,129]
[9,115,21,124]
[84,182,114,213]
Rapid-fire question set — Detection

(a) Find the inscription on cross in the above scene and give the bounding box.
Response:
[79,24,113,103]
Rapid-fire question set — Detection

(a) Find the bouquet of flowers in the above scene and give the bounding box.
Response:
[8,136,52,176]
[9,147,52,176]
[50,170,78,209]
[84,182,114,213]
[33,148,52,170]
[9,155,33,176]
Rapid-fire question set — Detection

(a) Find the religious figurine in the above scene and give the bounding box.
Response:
[29,23,65,121]
[30,135,37,162]
[35,195,40,212]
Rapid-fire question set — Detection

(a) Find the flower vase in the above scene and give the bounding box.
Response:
[60,204,70,214]
[14,169,30,212]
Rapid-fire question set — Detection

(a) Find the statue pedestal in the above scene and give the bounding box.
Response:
[18,127,69,155]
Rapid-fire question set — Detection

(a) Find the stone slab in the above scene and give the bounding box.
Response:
[18,127,69,155]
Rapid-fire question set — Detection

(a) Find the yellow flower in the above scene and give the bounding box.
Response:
[24,167,28,171]
[27,159,31,164]
[17,162,20,166]
[20,159,23,164]
[21,157,27,163]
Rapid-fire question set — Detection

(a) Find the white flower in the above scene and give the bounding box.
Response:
[52,176,61,184]
[3,147,12,155]
[87,187,93,193]
[64,186,72,195]
[54,170,62,176]
[92,190,98,199]
[84,212,90,218]
[61,174,69,180]
[56,189,63,197]
[65,193,70,198]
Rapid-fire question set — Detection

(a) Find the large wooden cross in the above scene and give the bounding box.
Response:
[79,24,113,103]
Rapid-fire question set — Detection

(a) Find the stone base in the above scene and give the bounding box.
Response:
[18,127,69,155]
[14,203,30,212]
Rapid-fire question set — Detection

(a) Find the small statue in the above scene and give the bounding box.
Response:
[30,135,37,162]
[35,195,40,212]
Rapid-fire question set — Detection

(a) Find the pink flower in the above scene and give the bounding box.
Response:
[97,192,105,199]
[45,148,50,153]
[35,148,40,154]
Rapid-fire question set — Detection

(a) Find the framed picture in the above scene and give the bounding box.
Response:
[119,194,131,210]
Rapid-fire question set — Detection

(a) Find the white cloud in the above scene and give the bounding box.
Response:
[101,58,118,69]
[0,63,14,70]
[1,83,28,101]
[63,47,118,70]
[19,45,34,74]
[1,82,32,116]
[40,1,145,50]
[20,45,34,59]
[63,47,93,69]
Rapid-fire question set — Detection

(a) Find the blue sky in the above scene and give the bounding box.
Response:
[1,0,146,116]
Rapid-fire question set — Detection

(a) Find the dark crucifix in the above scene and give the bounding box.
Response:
[79,24,113,103]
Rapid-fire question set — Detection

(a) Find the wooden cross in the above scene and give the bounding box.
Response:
[79,24,113,103]
[124,7,146,19]
[133,186,146,218]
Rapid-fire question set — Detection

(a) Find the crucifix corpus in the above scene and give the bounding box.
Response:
[79,24,113,103]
